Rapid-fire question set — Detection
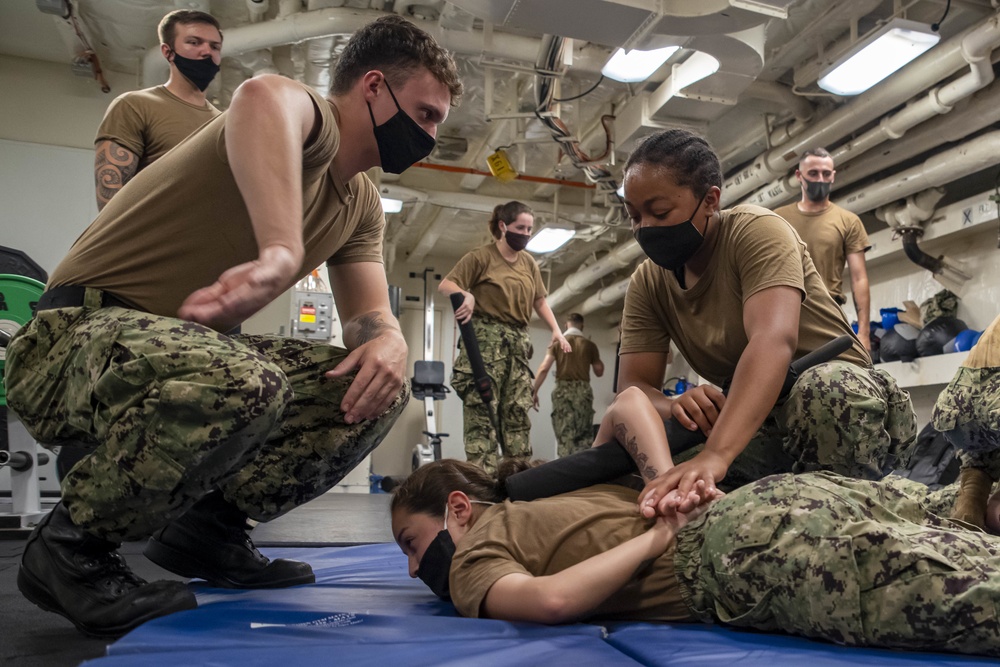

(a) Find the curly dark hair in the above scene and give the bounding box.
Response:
[623,129,722,200]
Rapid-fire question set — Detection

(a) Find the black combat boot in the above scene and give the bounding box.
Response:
[17,504,197,638]
[144,491,315,589]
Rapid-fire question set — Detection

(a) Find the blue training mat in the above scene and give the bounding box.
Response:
[84,544,998,666]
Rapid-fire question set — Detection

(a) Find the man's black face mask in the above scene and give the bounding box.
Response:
[367,79,436,174]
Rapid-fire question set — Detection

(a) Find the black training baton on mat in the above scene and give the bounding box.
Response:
[506,334,855,501]
[450,292,505,456]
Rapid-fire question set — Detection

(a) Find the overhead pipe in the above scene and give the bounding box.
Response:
[568,130,1000,315]
[143,7,607,86]
[741,16,1000,210]
[720,12,1000,205]
[839,129,1000,214]
[744,77,1000,209]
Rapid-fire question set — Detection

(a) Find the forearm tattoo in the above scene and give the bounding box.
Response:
[95,141,139,210]
[614,421,658,481]
[345,310,389,346]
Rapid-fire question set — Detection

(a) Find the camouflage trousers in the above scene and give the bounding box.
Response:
[720,361,916,490]
[675,471,999,657]
[552,380,595,458]
[451,316,532,473]
[932,366,1000,478]
[3,290,408,542]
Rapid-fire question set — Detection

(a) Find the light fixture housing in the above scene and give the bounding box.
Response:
[817,19,939,96]
[380,197,403,214]
[526,227,576,254]
[601,46,679,83]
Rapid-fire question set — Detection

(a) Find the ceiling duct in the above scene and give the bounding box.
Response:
[613,26,766,150]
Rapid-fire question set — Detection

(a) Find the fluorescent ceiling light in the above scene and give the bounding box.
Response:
[602,46,679,83]
[817,19,939,96]
[526,227,575,254]
[380,197,403,214]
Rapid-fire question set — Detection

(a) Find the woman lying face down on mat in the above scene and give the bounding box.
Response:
[391,387,1000,659]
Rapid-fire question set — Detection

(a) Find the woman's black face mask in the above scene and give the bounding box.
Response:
[416,501,494,601]
[633,193,708,271]
[417,529,455,600]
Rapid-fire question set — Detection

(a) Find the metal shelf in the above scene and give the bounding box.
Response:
[875,351,965,389]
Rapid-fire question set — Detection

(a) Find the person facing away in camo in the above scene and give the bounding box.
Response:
[439,201,572,474]
[390,387,1000,660]
[617,128,917,504]
[531,312,605,457]
[4,15,461,639]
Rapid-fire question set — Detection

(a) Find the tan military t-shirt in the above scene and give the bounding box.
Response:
[962,314,1000,369]
[95,85,221,171]
[620,205,869,387]
[552,334,600,381]
[444,244,546,327]
[450,484,695,622]
[51,85,384,320]
[772,202,870,303]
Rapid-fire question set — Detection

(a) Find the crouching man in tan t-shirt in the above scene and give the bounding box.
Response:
[5,15,462,638]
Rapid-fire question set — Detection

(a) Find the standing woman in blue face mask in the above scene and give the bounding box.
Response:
[616,128,917,513]
[440,201,572,474]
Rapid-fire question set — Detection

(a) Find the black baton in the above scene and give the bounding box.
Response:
[450,292,505,455]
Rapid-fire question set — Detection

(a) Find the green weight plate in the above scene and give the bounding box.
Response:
[0,273,46,406]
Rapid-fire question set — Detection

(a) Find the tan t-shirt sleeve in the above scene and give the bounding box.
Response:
[450,536,532,619]
[531,259,548,299]
[95,96,145,157]
[731,213,806,303]
[619,263,672,354]
[844,215,871,255]
[445,250,486,291]
[327,177,386,265]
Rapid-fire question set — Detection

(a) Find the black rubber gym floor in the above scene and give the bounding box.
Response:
[1,493,393,667]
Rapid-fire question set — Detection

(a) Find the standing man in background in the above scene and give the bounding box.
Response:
[532,313,604,457]
[94,9,223,210]
[774,148,872,350]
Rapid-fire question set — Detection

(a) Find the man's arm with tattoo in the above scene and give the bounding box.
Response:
[326,262,408,423]
[342,310,398,349]
[95,140,140,210]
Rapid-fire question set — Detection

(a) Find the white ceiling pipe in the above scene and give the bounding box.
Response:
[834,80,1000,188]
[830,20,998,162]
[839,129,1000,214]
[573,130,1000,316]
[378,186,606,223]
[143,7,607,86]
[546,238,643,309]
[720,13,1000,204]
[875,187,946,229]
[578,276,630,315]
[743,77,1000,210]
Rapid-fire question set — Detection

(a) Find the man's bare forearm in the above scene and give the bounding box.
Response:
[342,309,400,349]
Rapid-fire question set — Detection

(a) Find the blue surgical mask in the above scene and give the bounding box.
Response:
[367,79,436,174]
